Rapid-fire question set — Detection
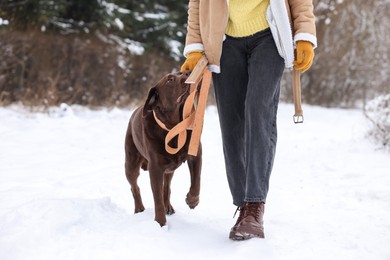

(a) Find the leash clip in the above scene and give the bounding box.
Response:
[293,115,304,124]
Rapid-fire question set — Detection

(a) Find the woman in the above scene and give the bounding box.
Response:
[181,0,317,240]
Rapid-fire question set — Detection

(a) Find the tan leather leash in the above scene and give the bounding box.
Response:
[156,56,302,155]
[292,68,304,123]
[156,55,211,156]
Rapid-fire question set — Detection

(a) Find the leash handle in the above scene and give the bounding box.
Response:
[185,55,208,85]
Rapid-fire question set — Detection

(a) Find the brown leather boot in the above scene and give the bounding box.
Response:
[229,202,265,240]
[229,205,245,235]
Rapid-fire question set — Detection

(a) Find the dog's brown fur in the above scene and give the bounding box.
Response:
[124,72,202,226]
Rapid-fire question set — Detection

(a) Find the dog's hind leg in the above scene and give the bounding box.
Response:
[125,134,145,213]
[164,172,175,215]
[186,144,202,209]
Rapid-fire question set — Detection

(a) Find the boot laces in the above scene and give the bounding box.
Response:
[233,203,263,222]
[233,206,245,223]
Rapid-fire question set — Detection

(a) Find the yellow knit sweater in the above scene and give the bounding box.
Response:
[226,0,270,37]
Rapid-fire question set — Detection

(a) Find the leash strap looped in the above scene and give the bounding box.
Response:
[163,55,211,156]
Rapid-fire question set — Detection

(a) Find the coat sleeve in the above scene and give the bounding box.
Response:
[289,0,317,48]
[183,0,205,57]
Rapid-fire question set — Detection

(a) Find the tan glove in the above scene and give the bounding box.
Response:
[180,51,203,72]
[293,41,315,73]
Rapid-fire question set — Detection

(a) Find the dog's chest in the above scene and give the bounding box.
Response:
[163,152,188,173]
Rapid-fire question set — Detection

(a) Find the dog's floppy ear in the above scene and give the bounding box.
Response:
[142,87,158,117]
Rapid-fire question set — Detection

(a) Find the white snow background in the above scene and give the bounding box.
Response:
[1,103,389,260]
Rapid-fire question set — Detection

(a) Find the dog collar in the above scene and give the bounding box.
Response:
[152,110,171,131]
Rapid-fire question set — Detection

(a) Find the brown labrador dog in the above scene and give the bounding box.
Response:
[124,72,202,227]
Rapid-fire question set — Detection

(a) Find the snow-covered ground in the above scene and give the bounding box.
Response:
[0,103,389,260]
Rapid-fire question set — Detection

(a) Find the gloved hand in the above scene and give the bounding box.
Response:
[293,41,315,73]
[180,51,203,72]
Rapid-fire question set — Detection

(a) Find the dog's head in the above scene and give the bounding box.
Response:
[142,72,191,120]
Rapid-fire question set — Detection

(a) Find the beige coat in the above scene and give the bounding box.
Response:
[184,0,317,73]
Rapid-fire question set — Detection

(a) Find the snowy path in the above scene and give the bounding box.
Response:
[0,104,389,260]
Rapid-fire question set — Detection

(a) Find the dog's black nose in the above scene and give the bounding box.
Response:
[184,70,191,77]
[180,70,191,79]
[180,70,190,81]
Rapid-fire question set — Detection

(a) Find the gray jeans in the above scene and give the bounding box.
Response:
[212,28,284,206]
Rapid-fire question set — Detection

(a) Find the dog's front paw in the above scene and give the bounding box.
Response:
[165,204,175,215]
[185,192,200,209]
[134,206,145,214]
[155,217,167,227]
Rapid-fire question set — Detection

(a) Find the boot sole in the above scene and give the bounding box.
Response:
[229,231,265,240]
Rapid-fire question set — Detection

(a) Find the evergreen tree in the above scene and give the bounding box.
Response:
[0,0,106,32]
[0,0,188,58]
[109,0,187,58]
